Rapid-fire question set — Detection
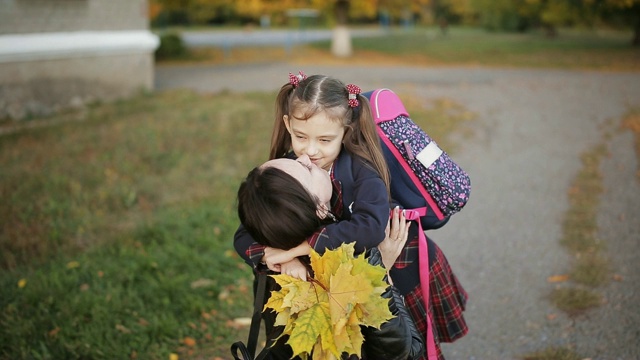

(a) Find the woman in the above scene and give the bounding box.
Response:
[236,156,423,360]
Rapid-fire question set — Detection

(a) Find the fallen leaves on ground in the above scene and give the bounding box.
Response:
[547,274,570,283]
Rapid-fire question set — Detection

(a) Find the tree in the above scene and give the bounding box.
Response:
[332,0,352,57]
[596,0,640,46]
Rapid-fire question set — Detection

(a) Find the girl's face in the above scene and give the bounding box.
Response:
[263,155,333,207]
[283,110,345,171]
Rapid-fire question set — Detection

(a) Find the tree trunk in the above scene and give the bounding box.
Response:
[633,19,640,46]
[335,0,349,26]
[543,23,557,38]
[331,0,352,57]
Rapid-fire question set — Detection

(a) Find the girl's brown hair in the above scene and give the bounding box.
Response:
[270,74,390,195]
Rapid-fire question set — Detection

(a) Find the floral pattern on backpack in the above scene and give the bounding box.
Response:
[379,115,471,216]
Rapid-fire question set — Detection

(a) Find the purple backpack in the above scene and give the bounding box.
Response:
[364,88,471,229]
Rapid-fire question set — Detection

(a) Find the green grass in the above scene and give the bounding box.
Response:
[621,109,640,179]
[545,137,610,321]
[522,346,583,360]
[548,287,603,317]
[307,27,640,71]
[160,26,640,71]
[2,205,253,359]
[0,88,471,358]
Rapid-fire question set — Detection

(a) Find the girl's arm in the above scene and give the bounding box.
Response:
[262,242,310,269]
[310,157,390,255]
[235,224,311,276]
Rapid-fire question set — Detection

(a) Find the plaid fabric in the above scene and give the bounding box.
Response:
[308,169,344,250]
[392,235,419,269]
[403,242,468,360]
[246,243,266,267]
[329,164,344,218]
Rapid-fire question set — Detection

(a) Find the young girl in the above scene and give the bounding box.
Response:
[234,72,467,359]
[235,72,391,274]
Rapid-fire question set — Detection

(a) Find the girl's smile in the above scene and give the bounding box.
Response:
[284,111,345,171]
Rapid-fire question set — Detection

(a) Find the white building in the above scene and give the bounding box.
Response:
[0,0,159,120]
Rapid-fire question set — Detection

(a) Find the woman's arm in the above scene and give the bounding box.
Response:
[233,224,266,268]
[379,207,410,279]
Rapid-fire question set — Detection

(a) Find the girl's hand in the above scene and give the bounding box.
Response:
[280,259,308,281]
[263,242,311,270]
[379,207,410,270]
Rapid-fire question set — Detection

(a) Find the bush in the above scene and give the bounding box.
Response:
[155,33,188,61]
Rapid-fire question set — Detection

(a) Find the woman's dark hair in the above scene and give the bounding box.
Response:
[237,165,327,250]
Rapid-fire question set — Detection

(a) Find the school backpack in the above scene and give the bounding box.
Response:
[363,88,471,230]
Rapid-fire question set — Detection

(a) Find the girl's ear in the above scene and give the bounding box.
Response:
[283,115,292,134]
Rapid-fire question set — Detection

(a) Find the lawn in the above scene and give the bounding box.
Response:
[345,27,640,70]
[0,82,471,358]
[176,26,640,72]
[0,90,273,359]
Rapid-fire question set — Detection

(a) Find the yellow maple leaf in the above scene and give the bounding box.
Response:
[358,295,395,328]
[288,302,331,359]
[264,290,286,313]
[264,243,392,360]
[312,337,333,360]
[310,249,330,285]
[332,307,364,357]
[328,263,372,324]
[352,251,387,288]
[274,309,291,327]
[289,280,322,314]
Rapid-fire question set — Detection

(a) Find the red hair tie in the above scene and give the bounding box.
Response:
[346,84,361,108]
[288,71,307,88]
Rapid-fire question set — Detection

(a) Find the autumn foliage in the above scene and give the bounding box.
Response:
[264,242,393,360]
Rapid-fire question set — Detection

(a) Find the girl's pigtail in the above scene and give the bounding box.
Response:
[357,94,391,196]
[270,83,295,159]
[343,94,391,197]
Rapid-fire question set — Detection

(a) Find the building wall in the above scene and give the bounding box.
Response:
[0,0,158,120]
[0,0,148,34]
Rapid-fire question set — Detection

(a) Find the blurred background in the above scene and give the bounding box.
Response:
[1,1,639,359]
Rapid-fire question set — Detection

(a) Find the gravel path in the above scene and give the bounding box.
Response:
[155,63,640,359]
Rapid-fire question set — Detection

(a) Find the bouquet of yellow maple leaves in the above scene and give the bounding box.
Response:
[264,242,394,360]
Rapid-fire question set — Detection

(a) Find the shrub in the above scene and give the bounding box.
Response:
[155,33,188,61]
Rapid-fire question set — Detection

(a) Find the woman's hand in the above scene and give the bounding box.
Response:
[379,207,410,270]
[279,258,308,281]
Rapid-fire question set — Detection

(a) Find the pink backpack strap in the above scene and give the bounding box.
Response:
[369,88,409,124]
[404,208,438,360]
[375,126,446,221]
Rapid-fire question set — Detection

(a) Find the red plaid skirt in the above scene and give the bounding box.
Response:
[403,241,468,360]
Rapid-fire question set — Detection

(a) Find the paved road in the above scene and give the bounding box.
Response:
[155,63,640,359]
[180,28,386,47]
